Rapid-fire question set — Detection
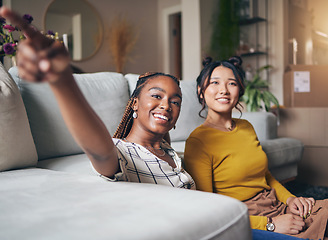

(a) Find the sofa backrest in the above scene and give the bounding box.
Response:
[170,79,206,141]
[9,67,130,161]
[8,66,277,162]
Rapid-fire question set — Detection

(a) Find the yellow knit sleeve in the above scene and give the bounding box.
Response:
[265,171,295,204]
[249,215,268,230]
[184,137,213,193]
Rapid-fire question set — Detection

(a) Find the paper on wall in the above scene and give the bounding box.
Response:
[294,71,310,92]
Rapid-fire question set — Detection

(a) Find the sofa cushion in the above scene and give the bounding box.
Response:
[261,138,303,168]
[0,63,37,171]
[9,67,130,160]
[36,153,94,175]
[261,137,303,182]
[0,168,251,240]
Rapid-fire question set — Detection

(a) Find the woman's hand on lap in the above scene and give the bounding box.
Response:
[287,196,315,219]
[272,214,305,235]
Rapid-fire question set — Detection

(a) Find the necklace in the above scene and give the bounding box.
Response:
[123,138,166,157]
[205,120,235,131]
[144,145,166,157]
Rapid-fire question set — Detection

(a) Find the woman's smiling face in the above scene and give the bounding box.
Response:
[133,75,182,135]
[203,66,240,115]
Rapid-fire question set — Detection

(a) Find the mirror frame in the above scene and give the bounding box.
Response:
[43,0,104,62]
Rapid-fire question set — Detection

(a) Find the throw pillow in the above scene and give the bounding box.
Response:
[0,63,37,171]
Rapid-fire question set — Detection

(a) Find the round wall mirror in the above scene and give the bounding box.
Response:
[44,0,103,61]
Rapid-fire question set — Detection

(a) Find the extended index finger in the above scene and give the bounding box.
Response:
[0,7,41,41]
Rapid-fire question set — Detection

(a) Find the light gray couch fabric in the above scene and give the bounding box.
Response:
[1,66,304,239]
[1,67,253,239]
[0,168,251,240]
[262,138,303,180]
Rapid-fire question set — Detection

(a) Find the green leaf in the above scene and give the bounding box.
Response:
[256,65,272,74]
[262,93,271,111]
[263,91,280,108]
[247,89,255,111]
[251,75,261,85]
[256,92,264,111]
[243,64,279,112]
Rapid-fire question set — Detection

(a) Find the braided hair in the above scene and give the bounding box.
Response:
[196,56,245,117]
[113,72,180,139]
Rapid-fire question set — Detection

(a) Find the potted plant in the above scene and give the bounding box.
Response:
[241,65,279,112]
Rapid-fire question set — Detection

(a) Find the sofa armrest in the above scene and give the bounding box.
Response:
[233,112,277,141]
[0,168,252,240]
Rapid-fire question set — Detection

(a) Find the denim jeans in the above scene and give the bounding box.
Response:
[252,229,309,240]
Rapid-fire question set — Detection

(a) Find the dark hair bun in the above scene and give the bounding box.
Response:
[228,56,243,68]
[202,57,213,67]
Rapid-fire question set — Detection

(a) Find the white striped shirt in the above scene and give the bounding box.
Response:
[97,138,195,190]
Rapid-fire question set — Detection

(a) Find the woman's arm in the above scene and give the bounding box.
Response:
[1,7,119,177]
[249,215,267,230]
[49,76,119,177]
[265,171,295,204]
[184,137,213,192]
[251,214,305,235]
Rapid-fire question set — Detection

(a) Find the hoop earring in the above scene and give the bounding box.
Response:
[173,125,176,130]
[133,111,138,119]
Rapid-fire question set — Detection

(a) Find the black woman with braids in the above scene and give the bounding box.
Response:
[108,72,194,188]
[1,7,194,189]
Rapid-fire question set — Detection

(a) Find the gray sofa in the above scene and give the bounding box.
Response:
[0,63,302,239]
[0,65,251,240]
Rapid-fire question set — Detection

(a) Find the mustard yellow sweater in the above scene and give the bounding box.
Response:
[184,119,295,230]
